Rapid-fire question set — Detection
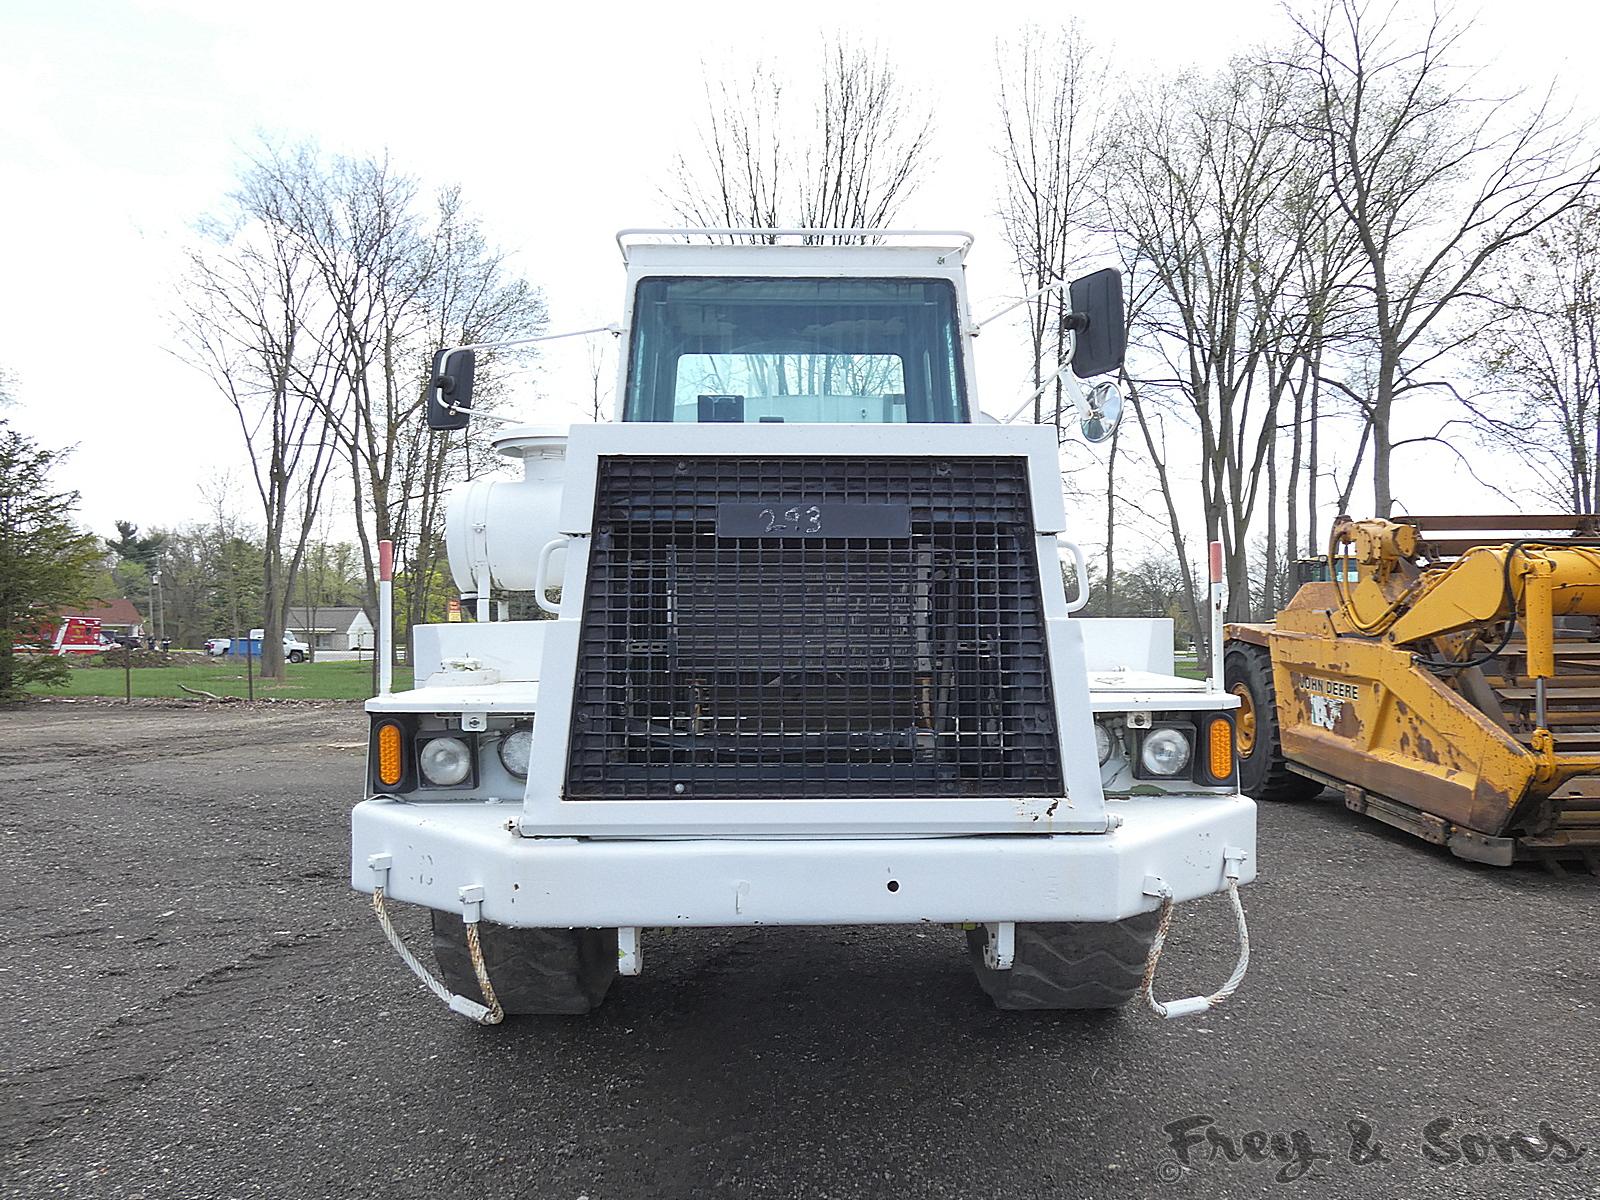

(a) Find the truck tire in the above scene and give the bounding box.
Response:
[1224,642,1321,802]
[966,914,1160,1010]
[289,650,306,664]
[430,912,618,1015]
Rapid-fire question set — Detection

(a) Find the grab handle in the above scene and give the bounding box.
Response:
[1057,537,1091,614]
[534,537,567,615]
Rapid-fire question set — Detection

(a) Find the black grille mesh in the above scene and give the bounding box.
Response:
[565,456,1063,798]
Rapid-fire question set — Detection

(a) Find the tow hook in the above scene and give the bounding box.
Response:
[367,854,504,1025]
[1140,846,1251,1020]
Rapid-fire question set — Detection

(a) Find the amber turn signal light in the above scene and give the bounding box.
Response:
[1207,716,1234,780]
[376,721,406,787]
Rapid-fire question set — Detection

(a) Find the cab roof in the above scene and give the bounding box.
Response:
[614,227,974,269]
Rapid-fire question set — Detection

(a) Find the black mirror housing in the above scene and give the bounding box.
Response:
[1067,268,1125,379]
[427,348,476,430]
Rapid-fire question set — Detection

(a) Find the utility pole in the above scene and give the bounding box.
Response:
[151,564,163,644]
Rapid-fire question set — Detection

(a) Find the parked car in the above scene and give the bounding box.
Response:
[204,637,230,656]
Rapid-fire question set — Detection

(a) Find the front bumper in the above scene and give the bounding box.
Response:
[350,795,1256,927]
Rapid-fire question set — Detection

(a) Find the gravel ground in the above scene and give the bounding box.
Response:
[2,703,1597,1199]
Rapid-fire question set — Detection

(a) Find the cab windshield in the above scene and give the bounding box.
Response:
[622,277,968,423]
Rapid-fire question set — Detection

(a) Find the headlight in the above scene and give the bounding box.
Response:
[1140,728,1192,777]
[418,736,473,787]
[1094,721,1114,765]
[499,727,533,778]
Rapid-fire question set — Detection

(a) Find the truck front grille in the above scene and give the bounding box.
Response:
[565,456,1062,798]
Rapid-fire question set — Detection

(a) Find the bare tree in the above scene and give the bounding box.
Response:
[667,38,934,238]
[993,23,1111,429]
[799,42,935,233]
[1109,52,1322,619]
[243,144,546,655]
[1127,384,1207,646]
[175,172,343,680]
[1263,175,1365,562]
[1459,201,1600,511]
[585,338,614,423]
[402,186,546,636]
[1102,420,1121,615]
[1290,0,1600,516]
[197,471,259,642]
[669,64,787,235]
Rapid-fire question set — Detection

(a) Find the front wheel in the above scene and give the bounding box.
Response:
[1224,643,1321,801]
[967,915,1160,1010]
[431,913,618,1015]
[288,650,306,663]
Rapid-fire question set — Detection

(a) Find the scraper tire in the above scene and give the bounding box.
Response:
[431,912,618,1015]
[967,914,1161,1010]
[1225,642,1322,802]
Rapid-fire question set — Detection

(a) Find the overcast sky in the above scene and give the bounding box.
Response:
[3,0,1596,557]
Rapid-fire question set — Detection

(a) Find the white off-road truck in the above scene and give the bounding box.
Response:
[351,229,1255,1023]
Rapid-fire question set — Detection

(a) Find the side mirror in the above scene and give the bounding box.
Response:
[1066,268,1125,379]
[1079,380,1123,444]
[427,348,476,430]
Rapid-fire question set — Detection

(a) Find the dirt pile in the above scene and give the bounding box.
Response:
[80,650,213,669]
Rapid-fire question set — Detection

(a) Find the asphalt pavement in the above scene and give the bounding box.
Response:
[3,702,1597,1199]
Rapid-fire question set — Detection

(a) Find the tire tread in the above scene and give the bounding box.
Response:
[1225,642,1321,802]
[430,912,618,1015]
[967,914,1160,1010]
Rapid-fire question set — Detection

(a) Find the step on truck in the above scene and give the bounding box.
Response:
[350,228,1256,1022]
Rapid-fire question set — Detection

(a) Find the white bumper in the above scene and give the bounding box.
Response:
[350,795,1256,927]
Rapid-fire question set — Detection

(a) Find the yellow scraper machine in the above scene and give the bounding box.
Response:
[1226,514,1600,872]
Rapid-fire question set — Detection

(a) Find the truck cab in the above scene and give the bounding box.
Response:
[621,271,968,424]
[352,230,1255,1021]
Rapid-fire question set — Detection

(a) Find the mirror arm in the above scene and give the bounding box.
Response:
[997,332,1120,441]
[971,278,1071,333]
[444,407,520,426]
[454,322,622,354]
[1000,331,1080,424]
[1057,369,1097,427]
[429,323,621,431]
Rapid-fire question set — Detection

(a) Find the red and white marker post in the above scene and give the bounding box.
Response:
[378,539,394,696]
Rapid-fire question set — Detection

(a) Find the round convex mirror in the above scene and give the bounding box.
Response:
[1080,381,1123,444]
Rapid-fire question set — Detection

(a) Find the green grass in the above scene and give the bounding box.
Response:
[27,658,414,701]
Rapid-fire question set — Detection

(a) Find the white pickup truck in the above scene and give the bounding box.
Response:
[350,229,1255,1023]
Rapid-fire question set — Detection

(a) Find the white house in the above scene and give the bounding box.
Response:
[286,606,374,652]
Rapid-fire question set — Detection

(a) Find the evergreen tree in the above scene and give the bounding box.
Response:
[104,519,166,569]
[0,421,102,698]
